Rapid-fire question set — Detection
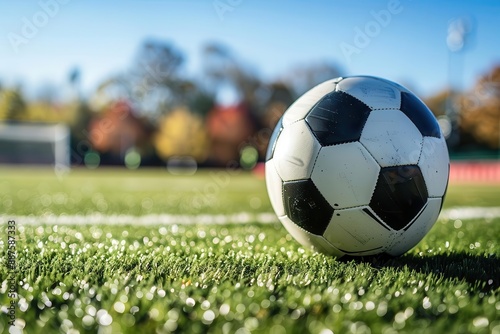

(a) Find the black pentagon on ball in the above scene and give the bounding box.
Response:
[283,179,333,235]
[305,91,371,146]
[369,165,428,231]
[400,92,441,138]
[265,116,284,161]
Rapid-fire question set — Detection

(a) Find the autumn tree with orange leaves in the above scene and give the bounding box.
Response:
[460,65,500,149]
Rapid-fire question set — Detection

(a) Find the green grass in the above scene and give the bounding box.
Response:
[0,167,499,334]
[0,167,271,215]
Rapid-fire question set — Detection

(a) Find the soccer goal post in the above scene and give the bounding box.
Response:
[0,123,70,171]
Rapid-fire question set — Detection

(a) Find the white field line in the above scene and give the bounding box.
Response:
[3,212,278,226]
[2,207,500,226]
[439,207,500,220]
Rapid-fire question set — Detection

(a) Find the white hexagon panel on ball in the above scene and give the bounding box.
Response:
[418,136,450,197]
[264,159,285,217]
[273,120,321,182]
[360,109,423,167]
[282,79,339,127]
[336,76,402,110]
[279,215,344,257]
[311,142,380,209]
[323,206,395,255]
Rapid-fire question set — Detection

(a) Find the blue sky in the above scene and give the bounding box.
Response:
[1,0,499,99]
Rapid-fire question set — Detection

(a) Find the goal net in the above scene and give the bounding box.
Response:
[0,123,70,171]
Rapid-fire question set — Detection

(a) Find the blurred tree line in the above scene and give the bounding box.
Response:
[0,38,499,168]
[425,65,500,156]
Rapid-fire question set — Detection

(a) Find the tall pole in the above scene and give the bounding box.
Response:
[445,18,473,149]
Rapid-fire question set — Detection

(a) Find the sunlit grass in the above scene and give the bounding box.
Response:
[0,167,499,333]
[0,167,272,216]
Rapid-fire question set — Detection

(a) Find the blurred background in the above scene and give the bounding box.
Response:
[0,0,499,180]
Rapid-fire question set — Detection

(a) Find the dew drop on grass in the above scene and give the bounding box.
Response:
[202,310,216,324]
[186,298,195,307]
[342,293,352,304]
[319,329,333,334]
[19,299,29,312]
[82,315,94,327]
[164,319,178,331]
[199,300,210,311]
[376,302,387,317]
[236,304,246,313]
[270,324,287,334]
[75,308,84,318]
[394,312,406,324]
[113,302,125,313]
[261,299,271,309]
[365,301,375,311]
[149,308,161,321]
[97,311,112,326]
[220,304,230,315]
[350,301,363,311]
[422,297,432,309]
[472,317,489,328]
[86,305,96,316]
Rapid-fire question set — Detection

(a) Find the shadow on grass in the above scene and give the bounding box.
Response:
[343,252,499,292]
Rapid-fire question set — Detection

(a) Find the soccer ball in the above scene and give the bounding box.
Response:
[265,76,449,257]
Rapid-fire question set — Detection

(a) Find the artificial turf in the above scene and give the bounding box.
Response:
[0,167,499,333]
